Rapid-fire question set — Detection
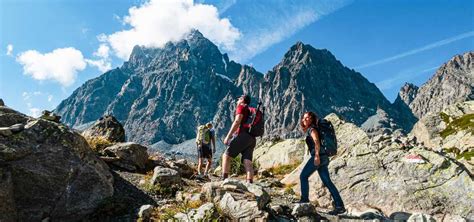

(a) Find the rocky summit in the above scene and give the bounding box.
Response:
[55,30,422,147]
[397,52,474,119]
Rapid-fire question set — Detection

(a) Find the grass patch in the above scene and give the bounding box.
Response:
[267,161,302,176]
[439,113,474,139]
[150,199,207,220]
[443,147,474,161]
[439,112,451,124]
[284,183,296,195]
[85,136,113,152]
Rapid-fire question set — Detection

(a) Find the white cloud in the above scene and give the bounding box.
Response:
[16,47,87,86]
[356,31,474,69]
[6,44,13,56]
[48,95,53,102]
[224,0,353,62]
[94,44,110,59]
[376,66,439,90]
[85,59,112,72]
[105,0,241,60]
[86,44,112,72]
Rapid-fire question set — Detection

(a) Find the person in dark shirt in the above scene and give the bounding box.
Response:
[222,94,256,183]
[298,111,346,215]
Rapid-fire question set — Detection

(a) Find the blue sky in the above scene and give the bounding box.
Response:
[1,0,473,117]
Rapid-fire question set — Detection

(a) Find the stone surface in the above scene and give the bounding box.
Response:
[103,142,149,171]
[151,166,181,186]
[201,179,270,221]
[253,138,306,170]
[174,202,216,221]
[0,108,114,221]
[82,115,125,143]
[137,204,153,219]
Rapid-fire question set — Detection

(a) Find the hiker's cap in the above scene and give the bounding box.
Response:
[239,94,251,104]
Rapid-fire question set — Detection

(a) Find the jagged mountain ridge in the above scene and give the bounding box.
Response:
[396,52,474,119]
[57,30,416,145]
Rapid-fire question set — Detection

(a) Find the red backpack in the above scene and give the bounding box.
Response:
[243,102,265,137]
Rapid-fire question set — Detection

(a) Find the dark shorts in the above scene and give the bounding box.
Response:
[225,131,256,161]
[198,144,212,159]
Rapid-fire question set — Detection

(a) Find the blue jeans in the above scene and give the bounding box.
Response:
[299,154,344,208]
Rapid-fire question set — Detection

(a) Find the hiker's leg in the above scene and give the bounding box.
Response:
[243,159,254,183]
[197,158,203,175]
[318,163,344,208]
[299,156,317,202]
[241,133,256,183]
[205,158,212,175]
[221,153,231,179]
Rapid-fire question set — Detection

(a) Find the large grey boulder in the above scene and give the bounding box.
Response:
[202,179,270,221]
[103,142,148,171]
[253,138,306,170]
[151,166,181,186]
[82,115,125,143]
[0,108,114,221]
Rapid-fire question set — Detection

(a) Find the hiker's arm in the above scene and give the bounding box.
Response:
[311,129,321,165]
[224,114,244,144]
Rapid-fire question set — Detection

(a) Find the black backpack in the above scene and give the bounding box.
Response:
[243,102,265,137]
[317,118,338,156]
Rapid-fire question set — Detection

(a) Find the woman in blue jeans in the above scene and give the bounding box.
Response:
[298,111,346,215]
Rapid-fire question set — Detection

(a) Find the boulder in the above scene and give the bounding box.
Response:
[167,158,194,178]
[151,166,181,186]
[103,142,148,171]
[137,204,153,219]
[253,138,306,170]
[0,108,114,221]
[174,202,216,221]
[202,179,270,221]
[407,213,436,222]
[82,115,125,143]
[0,99,4,106]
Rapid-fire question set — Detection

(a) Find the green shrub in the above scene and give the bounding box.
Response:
[85,136,113,152]
[439,112,451,123]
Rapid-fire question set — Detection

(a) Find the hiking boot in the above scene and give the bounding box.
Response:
[327,207,346,215]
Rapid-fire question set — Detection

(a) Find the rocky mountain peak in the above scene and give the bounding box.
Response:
[279,42,339,70]
[407,51,473,118]
[398,82,419,106]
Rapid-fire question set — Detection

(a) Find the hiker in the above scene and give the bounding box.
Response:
[196,122,216,177]
[298,111,346,215]
[222,94,256,183]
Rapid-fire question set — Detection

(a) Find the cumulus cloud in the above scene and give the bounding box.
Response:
[105,0,241,60]
[17,47,87,86]
[86,44,112,72]
[6,44,13,56]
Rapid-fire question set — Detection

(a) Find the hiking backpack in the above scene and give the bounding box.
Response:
[243,102,265,137]
[196,125,211,145]
[317,118,338,156]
